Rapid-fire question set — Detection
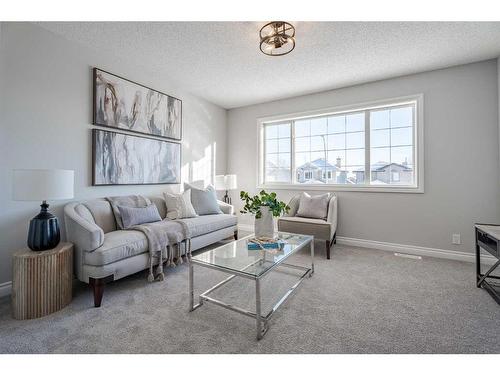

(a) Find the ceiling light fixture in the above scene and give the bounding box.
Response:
[259,21,295,56]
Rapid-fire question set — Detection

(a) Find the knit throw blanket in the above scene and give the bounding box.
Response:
[106,195,192,282]
[131,220,191,282]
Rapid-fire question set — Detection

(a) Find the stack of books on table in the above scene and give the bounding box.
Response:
[247,237,285,250]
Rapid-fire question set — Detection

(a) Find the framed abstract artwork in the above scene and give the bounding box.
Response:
[92,129,181,185]
[93,68,182,141]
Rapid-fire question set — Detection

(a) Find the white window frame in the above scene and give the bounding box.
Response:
[257,94,424,193]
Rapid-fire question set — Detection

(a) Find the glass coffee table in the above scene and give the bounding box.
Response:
[188,232,314,340]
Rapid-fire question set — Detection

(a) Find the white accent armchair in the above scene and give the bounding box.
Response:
[277,194,338,259]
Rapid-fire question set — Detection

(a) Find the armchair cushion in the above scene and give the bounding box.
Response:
[296,192,330,220]
[278,216,332,241]
[278,193,337,242]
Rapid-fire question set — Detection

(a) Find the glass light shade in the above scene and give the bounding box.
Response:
[13,169,74,201]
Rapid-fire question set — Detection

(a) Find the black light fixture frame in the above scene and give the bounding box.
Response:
[260,21,296,56]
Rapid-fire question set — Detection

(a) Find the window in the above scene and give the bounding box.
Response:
[258,95,422,192]
[264,122,291,183]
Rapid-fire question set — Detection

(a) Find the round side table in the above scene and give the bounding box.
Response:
[11,242,73,320]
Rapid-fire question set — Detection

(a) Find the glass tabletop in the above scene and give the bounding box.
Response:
[191,232,313,278]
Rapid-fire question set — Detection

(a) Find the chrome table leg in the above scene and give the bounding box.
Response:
[188,261,203,311]
[188,260,194,311]
[310,239,315,276]
[256,278,263,340]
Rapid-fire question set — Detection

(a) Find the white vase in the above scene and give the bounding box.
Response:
[254,206,275,239]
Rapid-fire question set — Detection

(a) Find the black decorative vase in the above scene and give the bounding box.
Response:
[27,201,60,251]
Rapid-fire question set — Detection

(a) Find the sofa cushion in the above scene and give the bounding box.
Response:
[164,190,197,219]
[118,204,162,228]
[149,196,168,219]
[84,230,148,266]
[177,214,237,237]
[277,216,332,240]
[107,195,151,229]
[184,183,223,215]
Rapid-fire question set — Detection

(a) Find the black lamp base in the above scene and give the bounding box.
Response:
[223,190,231,205]
[27,201,61,251]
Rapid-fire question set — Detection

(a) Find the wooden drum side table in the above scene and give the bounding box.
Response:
[12,242,73,319]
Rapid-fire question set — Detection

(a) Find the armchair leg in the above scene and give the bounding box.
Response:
[234,230,238,240]
[326,240,332,260]
[89,275,113,308]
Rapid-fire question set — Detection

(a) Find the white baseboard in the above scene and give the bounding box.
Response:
[0,281,12,298]
[337,236,496,265]
[237,224,496,265]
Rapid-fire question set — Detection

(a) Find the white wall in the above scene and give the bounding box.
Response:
[228,60,500,255]
[0,23,227,284]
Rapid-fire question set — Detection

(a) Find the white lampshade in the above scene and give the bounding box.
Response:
[13,169,74,201]
[214,175,226,190]
[225,174,237,190]
[214,174,237,190]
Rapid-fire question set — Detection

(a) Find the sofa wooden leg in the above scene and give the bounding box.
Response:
[234,230,238,240]
[89,275,113,308]
[326,240,331,259]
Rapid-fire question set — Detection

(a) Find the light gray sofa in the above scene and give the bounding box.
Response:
[277,194,337,259]
[64,196,237,307]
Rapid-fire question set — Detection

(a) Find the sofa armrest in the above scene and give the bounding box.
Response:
[326,195,338,237]
[217,200,234,215]
[64,203,105,252]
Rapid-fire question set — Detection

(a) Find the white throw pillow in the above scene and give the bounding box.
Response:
[163,189,197,219]
[296,192,330,220]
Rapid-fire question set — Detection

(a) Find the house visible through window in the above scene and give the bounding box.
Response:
[259,96,420,191]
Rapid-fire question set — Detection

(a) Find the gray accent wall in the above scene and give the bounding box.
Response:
[227,60,500,254]
[0,23,227,284]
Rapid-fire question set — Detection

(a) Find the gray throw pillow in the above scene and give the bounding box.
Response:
[296,192,330,220]
[117,204,162,229]
[106,195,151,229]
[184,183,223,215]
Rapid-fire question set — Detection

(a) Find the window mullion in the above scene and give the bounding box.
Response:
[364,111,370,185]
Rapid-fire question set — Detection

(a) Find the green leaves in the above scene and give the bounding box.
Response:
[239,190,290,218]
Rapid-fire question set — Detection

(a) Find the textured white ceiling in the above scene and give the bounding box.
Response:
[38,22,500,109]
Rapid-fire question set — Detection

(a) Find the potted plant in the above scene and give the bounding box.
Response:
[240,190,290,239]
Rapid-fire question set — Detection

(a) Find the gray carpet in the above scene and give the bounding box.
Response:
[0,236,499,354]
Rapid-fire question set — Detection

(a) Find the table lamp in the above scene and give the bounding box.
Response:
[13,169,74,251]
[215,174,237,204]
